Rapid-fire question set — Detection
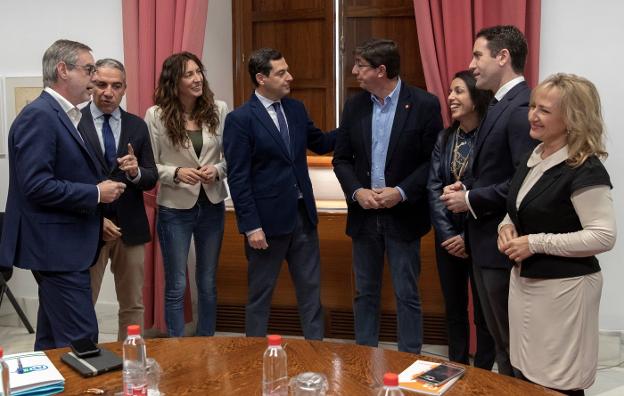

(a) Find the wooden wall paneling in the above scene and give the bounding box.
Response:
[252,0,325,13]
[292,88,328,137]
[341,0,425,109]
[251,20,327,80]
[232,0,253,107]
[215,212,248,305]
[217,211,447,343]
[232,0,335,131]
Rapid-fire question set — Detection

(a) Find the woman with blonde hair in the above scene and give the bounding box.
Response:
[498,73,616,395]
[145,52,228,337]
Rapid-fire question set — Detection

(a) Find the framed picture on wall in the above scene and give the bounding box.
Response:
[3,76,43,155]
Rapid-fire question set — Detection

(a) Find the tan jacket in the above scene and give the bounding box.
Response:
[145,101,228,209]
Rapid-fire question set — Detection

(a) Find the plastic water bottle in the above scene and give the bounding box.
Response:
[123,325,147,396]
[262,334,288,396]
[377,372,404,396]
[0,347,9,396]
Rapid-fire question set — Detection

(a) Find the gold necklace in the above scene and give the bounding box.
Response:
[450,127,473,181]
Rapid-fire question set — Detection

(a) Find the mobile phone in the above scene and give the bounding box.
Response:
[416,363,465,386]
[70,338,101,358]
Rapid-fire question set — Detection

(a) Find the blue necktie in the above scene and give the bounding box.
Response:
[102,114,117,170]
[272,102,290,152]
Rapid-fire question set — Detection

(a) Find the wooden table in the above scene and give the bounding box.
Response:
[45,337,561,395]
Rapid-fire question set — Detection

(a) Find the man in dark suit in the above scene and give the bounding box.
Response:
[223,48,336,339]
[78,58,158,341]
[0,40,125,350]
[441,25,537,376]
[332,38,443,353]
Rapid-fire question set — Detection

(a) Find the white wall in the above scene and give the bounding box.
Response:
[1,0,623,331]
[540,0,624,330]
[203,0,234,110]
[0,1,124,208]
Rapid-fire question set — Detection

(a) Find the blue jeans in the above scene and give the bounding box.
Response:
[352,216,423,353]
[157,200,224,337]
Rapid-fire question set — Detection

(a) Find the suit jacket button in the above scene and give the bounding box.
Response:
[366,171,370,176]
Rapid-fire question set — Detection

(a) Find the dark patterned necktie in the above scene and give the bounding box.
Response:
[272,102,291,151]
[102,114,117,169]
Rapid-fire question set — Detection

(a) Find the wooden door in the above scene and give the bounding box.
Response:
[340,0,425,104]
[233,0,335,131]
[228,0,447,345]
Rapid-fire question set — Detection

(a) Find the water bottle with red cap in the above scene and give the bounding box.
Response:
[0,346,10,396]
[377,372,404,395]
[262,334,288,396]
[123,324,147,396]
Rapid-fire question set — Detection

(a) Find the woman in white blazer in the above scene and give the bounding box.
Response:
[145,52,228,337]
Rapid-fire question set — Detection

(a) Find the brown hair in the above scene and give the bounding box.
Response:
[532,73,607,167]
[153,52,219,148]
[354,38,400,79]
[476,25,528,74]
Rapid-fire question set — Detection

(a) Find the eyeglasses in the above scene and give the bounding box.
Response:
[354,62,374,70]
[67,62,96,76]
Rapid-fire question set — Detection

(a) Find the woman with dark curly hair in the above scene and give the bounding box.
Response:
[427,70,496,368]
[145,52,228,337]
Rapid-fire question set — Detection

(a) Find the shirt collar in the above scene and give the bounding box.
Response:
[457,126,477,138]
[371,78,402,107]
[527,143,569,170]
[494,76,525,101]
[44,87,82,126]
[44,87,79,114]
[255,90,280,110]
[90,101,121,121]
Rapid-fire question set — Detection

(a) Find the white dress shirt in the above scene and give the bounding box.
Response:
[44,87,82,128]
[44,87,102,202]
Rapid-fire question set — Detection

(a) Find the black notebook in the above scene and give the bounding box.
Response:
[61,347,123,377]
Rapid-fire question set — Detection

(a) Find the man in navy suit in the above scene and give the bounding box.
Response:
[332,38,442,353]
[223,48,336,339]
[441,25,537,376]
[78,58,158,341]
[0,40,126,350]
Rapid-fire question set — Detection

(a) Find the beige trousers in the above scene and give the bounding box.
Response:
[90,239,145,341]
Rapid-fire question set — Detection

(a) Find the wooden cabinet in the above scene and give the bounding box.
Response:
[216,210,447,344]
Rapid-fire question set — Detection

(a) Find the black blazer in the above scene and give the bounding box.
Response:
[427,127,468,242]
[78,105,158,245]
[463,81,537,269]
[507,154,611,278]
[333,82,443,240]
